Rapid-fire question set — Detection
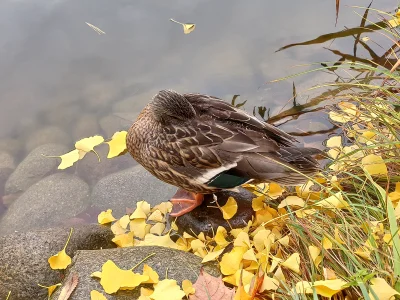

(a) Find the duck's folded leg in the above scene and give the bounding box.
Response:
[170,189,204,217]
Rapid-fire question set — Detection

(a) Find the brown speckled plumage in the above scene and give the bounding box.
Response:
[127,90,321,194]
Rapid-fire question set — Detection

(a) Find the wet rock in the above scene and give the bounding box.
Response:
[50,246,220,300]
[173,188,255,236]
[0,224,115,300]
[0,168,13,198]
[5,144,69,196]
[43,103,81,129]
[83,81,120,111]
[0,173,89,235]
[90,165,176,217]
[0,151,15,170]
[99,114,132,138]
[72,113,101,141]
[25,126,71,153]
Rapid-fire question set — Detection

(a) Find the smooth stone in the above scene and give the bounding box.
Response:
[43,103,81,130]
[76,144,135,186]
[83,80,120,111]
[72,113,101,141]
[0,151,15,170]
[5,144,69,196]
[0,168,13,198]
[90,165,176,217]
[50,246,220,300]
[173,188,255,236]
[25,126,71,153]
[0,173,89,235]
[0,224,116,300]
[99,114,132,138]
[0,138,22,158]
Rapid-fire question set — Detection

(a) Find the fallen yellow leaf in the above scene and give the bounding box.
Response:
[48,228,73,270]
[151,279,185,300]
[281,253,301,274]
[326,136,342,148]
[90,290,108,300]
[142,264,159,284]
[220,246,247,275]
[38,283,61,299]
[278,196,305,208]
[98,209,116,224]
[182,279,195,297]
[295,279,347,297]
[170,19,196,34]
[130,201,151,219]
[201,248,224,263]
[149,223,165,235]
[112,232,134,247]
[106,131,127,158]
[369,277,400,300]
[220,197,238,220]
[362,154,388,175]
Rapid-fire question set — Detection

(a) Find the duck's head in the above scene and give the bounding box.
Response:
[149,90,196,124]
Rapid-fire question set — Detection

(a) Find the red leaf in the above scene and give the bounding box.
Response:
[189,268,235,300]
[58,273,79,300]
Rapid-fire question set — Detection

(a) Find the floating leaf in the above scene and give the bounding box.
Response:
[220,197,238,219]
[151,279,185,300]
[170,19,196,34]
[90,290,108,300]
[75,135,104,153]
[48,228,73,270]
[368,277,400,300]
[98,209,116,224]
[106,131,127,158]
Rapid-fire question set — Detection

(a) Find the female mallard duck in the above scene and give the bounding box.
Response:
[127,90,321,217]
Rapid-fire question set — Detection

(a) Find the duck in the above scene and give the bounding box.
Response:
[127,90,322,217]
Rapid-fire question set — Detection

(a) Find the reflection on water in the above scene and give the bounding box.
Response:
[0,0,397,226]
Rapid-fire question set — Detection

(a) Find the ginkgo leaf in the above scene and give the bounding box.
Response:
[130,201,151,219]
[315,192,350,210]
[90,290,108,300]
[278,196,305,208]
[233,285,251,300]
[143,264,159,284]
[202,248,225,263]
[148,210,164,222]
[322,236,333,250]
[111,220,127,236]
[150,222,166,235]
[268,182,284,199]
[220,197,238,220]
[91,271,102,279]
[326,136,342,148]
[106,131,127,158]
[281,253,301,274]
[119,215,130,229]
[152,202,173,215]
[48,228,73,270]
[170,19,196,34]
[309,245,322,267]
[75,135,104,153]
[214,226,229,248]
[98,209,116,224]
[252,195,265,211]
[190,269,235,300]
[220,246,247,275]
[260,276,279,292]
[112,231,134,247]
[100,260,149,294]
[233,232,251,248]
[182,280,195,297]
[369,277,400,300]
[44,149,80,170]
[141,233,180,249]
[362,154,388,175]
[38,283,61,299]
[151,279,185,300]
[295,279,347,297]
[130,219,151,239]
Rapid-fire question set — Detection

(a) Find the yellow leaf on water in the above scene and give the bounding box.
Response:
[215,226,229,248]
[369,277,400,300]
[182,280,195,297]
[106,131,127,158]
[220,197,238,220]
[362,154,388,175]
[220,246,247,275]
[112,232,134,247]
[75,135,104,153]
[149,223,165,235]
[202,248,224,263]
[338,101,358,116]
[142,264,159,284]
[329,111,351,123]
[326,136,342,148]
[151,279,185,300]
[98,209,116,224]
[100,260,149,294]
[55,149,80,169]
[38,283,61,299]
[281,253,301,274]
[130,201,151,219]
[278,196,305,208]
[295,279,347,297]
[90,290,108,300]
[48,228,73,270]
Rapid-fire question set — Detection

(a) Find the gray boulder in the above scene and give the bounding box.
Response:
[0,173,89,235]
[0,151,15,170]
[0,138,22,156]
[0,224,116,300]
[51,246,220,300]
[5,144,69,196]
[25,126,71,153]
[72,113,101,141]
[91,165,177,217]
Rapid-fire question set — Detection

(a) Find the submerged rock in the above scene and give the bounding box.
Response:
[0,173,89,235]
[5,144,68,196]
[90,165,176,217]
[24,126,71,153]
[0,224,115,300]
[173,188,255,236]
[50,246,220,300]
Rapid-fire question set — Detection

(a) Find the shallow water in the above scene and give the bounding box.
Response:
[0,0,397,227]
